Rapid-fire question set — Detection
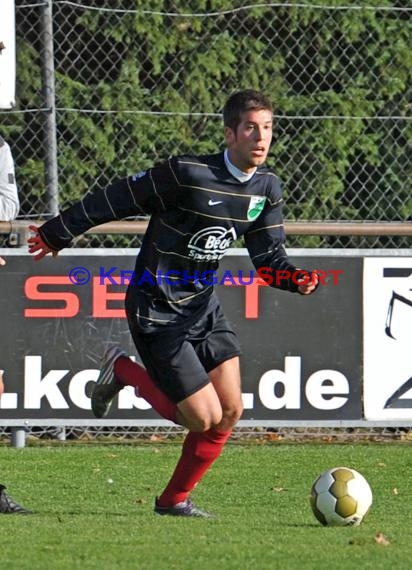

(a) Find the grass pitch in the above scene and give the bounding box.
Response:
[0,440,411,570]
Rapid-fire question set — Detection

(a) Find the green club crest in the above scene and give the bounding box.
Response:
[247,196,266,221]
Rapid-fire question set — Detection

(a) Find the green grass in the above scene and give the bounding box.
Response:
[0,441,411,570]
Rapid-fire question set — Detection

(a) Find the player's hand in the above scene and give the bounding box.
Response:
[297,270,319,295]
[0,256,5,266]
[28,225,59,261]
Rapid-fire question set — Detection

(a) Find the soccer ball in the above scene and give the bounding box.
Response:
[310,467,372,527]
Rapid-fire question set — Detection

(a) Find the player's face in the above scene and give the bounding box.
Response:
[224,109,273,173]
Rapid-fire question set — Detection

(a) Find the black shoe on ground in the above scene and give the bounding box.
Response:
[0,484,32,514]
[154,497,214,518]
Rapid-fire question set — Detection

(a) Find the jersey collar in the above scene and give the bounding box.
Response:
[224,149,256,183]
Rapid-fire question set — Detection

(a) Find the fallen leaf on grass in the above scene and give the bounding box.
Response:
[271,487,288,492]
[374,532,390,546]
[264,433,283,441]
[401,430,412,441]
[134,498,146,504]
[150,434,166,442]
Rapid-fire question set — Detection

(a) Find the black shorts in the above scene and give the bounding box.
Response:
[127,305,242,404]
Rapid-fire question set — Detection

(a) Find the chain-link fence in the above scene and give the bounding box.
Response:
[2,424,412,445]
[0,0,410,250]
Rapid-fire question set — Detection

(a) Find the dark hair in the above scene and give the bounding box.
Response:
[223,89,273,131]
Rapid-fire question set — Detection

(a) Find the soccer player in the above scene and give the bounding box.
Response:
[28,90,318,517]
[0,371,31,514]
[0,138,31,515]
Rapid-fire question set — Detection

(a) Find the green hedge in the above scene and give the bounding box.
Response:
[10,1,412,244]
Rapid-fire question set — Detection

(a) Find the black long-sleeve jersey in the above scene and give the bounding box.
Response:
[39,152,301,332]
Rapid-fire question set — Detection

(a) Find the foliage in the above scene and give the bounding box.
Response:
[9,1,412,243]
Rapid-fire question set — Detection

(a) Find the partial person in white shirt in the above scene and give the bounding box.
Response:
[0,136,19,221]
[0,141,30,514]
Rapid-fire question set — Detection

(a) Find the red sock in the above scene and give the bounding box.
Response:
[114,356,177,423]
[157,428,231,507]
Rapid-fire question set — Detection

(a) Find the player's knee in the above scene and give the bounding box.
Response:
[220,401,243,429]
[186,410,223,433]
[188,419,214,433]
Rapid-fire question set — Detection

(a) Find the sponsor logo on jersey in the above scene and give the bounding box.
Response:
[208,199,223,206]
[187,226,237,261]
[247,196,266,221]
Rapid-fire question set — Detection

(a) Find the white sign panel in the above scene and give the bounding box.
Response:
[364,258,412,419]
[0,0,16,108]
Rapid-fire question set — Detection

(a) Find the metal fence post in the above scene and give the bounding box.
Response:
[10,427,26,448]
[41,0,59,218]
